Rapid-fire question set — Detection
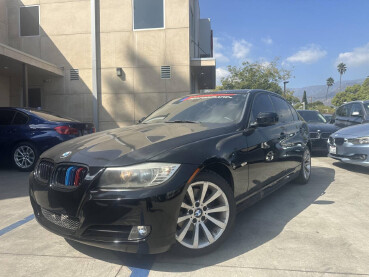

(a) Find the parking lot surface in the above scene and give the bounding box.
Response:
[1,157,369,277]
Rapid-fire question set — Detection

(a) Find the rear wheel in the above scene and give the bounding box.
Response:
[175,171,236,255]
[296,148,311,184]
[12,142,38,171]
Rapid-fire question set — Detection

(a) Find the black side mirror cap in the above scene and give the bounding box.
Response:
[256,112,279,127]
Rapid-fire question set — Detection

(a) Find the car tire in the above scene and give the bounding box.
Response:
[174,170,236,256]
[296,148,311,185]
[12,142,38,172]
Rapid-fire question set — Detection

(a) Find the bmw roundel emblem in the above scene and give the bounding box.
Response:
[61,151,72,159]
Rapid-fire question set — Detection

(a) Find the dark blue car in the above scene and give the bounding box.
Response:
[0,108,94,171]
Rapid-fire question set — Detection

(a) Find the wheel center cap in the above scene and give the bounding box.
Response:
[194,209,202,218]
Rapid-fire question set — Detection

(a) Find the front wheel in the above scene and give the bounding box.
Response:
[296,148,311,184]
[175,171,236,255]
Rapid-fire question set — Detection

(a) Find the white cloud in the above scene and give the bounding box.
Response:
[232,39,252,60]
[213,37,229,63]
[336,43,369,67]
[216,67,230,85]
[262,37,273,45]
[286,44,327,64]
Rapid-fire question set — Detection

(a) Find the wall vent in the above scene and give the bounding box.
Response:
[161,66,171,79]
[70,69,80,81]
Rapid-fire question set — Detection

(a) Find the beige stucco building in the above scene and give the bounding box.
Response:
[0,0,215,130]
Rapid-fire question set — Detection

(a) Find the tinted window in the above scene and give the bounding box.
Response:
[0,110,16,125]
[134,0,164,30]
[20,6,39,36]
[250,93,275,123]
[13,112,29,125]
[350,103,363,116]
[31,111,73,122]
[297,111,327,123]
[337,105,350,117]
[270,96,294,123]
[143,94,247,124]
[290,107,300,121]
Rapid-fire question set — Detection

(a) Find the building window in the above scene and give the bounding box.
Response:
[133,0,164,30]
[20,6,40,37]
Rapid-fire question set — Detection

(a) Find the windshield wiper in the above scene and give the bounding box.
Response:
[165,120,198,124]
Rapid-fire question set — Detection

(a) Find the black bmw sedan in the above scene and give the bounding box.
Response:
[30,90,311,255]
[297,110,339,154]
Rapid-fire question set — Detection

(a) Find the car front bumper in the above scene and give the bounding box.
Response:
[29,164,199,254]
[328,142,369,167]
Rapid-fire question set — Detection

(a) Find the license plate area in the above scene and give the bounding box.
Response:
[329,146,337,154]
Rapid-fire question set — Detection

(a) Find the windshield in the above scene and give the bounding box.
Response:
[365,102,369,114]
[298,111,327,123]
[143,94,247,124]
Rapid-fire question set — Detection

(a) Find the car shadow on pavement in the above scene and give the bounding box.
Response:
[332,162,369,175]
[67,165,335,272]
[0,165,31,200]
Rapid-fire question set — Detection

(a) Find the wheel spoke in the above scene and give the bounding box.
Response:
[200,222,214,243]
[199,182,209,204]
[181,202,192,210]
[177,219,192,242]
[187,186,196,206]
[177,214,191,223]
[193,223,199,248]
[207,215,226,229]
[203,190,222,206]
[207,206,229,214]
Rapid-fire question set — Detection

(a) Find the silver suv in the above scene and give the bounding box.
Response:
[332,101,369,128]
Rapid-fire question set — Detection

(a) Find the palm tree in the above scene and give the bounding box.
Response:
[337,63,347,91]
[326,77,334,101]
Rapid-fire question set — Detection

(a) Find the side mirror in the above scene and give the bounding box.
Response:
[255,112,279,127]
[352,111,362,117]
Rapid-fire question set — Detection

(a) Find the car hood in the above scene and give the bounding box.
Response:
[333,123,369,138]
[307,123,339,133]
[40,123,235,167]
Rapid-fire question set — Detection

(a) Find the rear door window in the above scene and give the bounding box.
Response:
[270,96,294,123]
[0,110,16,125]
[337,104,350,117]
[13,112,29,125]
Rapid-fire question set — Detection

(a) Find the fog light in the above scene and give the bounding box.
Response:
[128,226,151,241]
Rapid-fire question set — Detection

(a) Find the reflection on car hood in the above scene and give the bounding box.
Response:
[40,123,234,167]
[307,123,339,133]
[333,123,369,138]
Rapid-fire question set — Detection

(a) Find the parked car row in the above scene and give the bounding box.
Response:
[297,100,369,167]
[0,108,95,171]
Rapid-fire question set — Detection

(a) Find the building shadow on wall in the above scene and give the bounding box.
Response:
[67,166,335,272]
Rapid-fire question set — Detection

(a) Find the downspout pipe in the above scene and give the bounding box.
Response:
[91,0,100,131]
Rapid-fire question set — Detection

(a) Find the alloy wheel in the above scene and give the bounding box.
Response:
[303,149,311,180]
[176,181,230,249]
[14,145,35,169]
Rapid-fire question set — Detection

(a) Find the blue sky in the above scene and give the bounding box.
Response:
[199,0,369,88]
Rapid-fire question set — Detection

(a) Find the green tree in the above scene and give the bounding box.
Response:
[331,78,369,106]
[337,63,347,91]
[326,77,334,101]
[302,90,308,108]
[284,89,300,105]
[218,59,291,94]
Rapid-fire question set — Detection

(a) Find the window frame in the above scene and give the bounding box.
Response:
[132,0,166,31]
[12,111,30,125]
[19,5,40,37]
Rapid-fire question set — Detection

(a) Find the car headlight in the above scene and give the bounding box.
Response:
[347,137,369,145]
[98,163,180,189]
